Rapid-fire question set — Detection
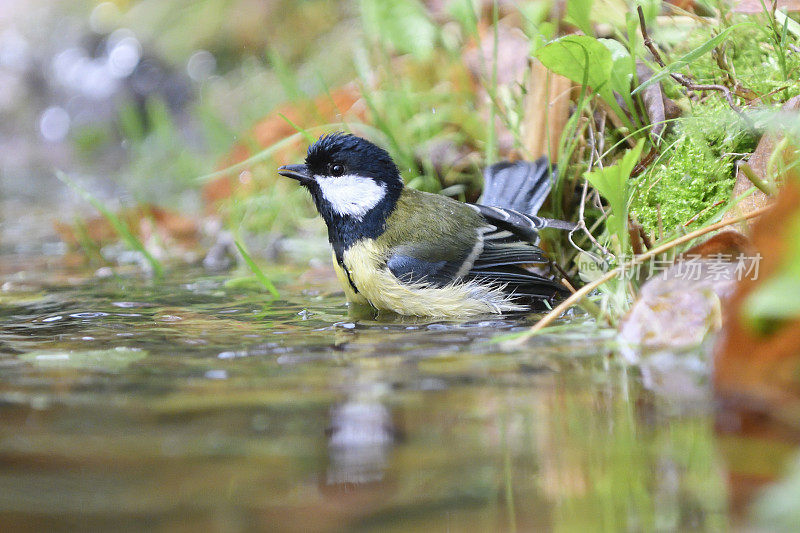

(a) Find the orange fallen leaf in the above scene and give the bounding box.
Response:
[714,172,800,428]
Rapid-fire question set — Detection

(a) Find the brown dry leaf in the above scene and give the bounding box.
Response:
[713,176,800,512]
[680,229,754,259]
[636,63,682,143]
[724,95,800,230]
[665,0,698,11]
[714,175,800,431]
[523,59,575,160]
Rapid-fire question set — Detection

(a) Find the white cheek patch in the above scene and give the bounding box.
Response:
[316,174,387,219]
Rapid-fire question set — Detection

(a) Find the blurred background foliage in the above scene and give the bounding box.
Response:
[3,0,799,290]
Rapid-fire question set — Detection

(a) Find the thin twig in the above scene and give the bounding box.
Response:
[569,209,610,264]
[682,199,726,226]
[507,204,771,344]
[552,261,578,293]
[577,114,610,254]
[570,178,610,259]
[637,6,740,111]
[568,109,611,261]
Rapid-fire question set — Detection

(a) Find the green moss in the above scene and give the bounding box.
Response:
[630,99,756,236]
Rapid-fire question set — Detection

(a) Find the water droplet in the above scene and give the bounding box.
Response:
[107,36,141,78]
[42,316,63,323]
[112,301,149,308]
[0,29,30,71]
[95,267,114,278]
[69,312,109,319]
[204,369,228,380]
[39,106,70,142]
[187,49,216,81]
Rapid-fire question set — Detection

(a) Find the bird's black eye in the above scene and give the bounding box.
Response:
[329,163,345,177]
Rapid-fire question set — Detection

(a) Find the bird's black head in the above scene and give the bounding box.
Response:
[278,133,404,259]
[306,133,402,188]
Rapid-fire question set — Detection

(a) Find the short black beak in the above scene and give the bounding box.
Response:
[278,164,312,185]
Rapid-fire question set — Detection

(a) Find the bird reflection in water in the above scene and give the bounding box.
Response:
[322,380,400,493]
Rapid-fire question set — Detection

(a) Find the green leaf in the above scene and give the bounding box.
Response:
[448,0,479,36]
[534,35,631,127]
[535,35,612,94]
[56,171,164,277]
[234,240,280,298]
[599,38,634,96]
[585,140,645,249]
[265,46,302,101]
[744,275,800,322]
[632,23,753,95]
[564,0,594,35]
[360,0,438,59]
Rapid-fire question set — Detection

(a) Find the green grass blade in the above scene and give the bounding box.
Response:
[196,132,305,183]
[197,122,351,183]
[234,240,280,298]
[278,113,317,144]
[775,10,800,39]
[56,171,164,277]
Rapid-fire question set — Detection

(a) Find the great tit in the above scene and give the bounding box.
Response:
[278,133,572,317]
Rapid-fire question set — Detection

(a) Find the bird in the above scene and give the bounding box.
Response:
[278,133,573,317]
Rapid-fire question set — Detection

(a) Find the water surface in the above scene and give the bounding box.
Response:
[0,265,729,531]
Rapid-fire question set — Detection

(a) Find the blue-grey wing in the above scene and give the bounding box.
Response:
[385,224,568,303]
[385,253,460,287]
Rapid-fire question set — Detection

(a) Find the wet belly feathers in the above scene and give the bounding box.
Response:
[331,240,523,317]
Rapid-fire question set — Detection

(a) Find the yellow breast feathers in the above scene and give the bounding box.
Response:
[333,241,523,317]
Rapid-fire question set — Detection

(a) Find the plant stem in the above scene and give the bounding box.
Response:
[739,162,776,196]
[486,0,499,166]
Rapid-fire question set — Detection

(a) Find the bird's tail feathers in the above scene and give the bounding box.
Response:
[479,157,554,216]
